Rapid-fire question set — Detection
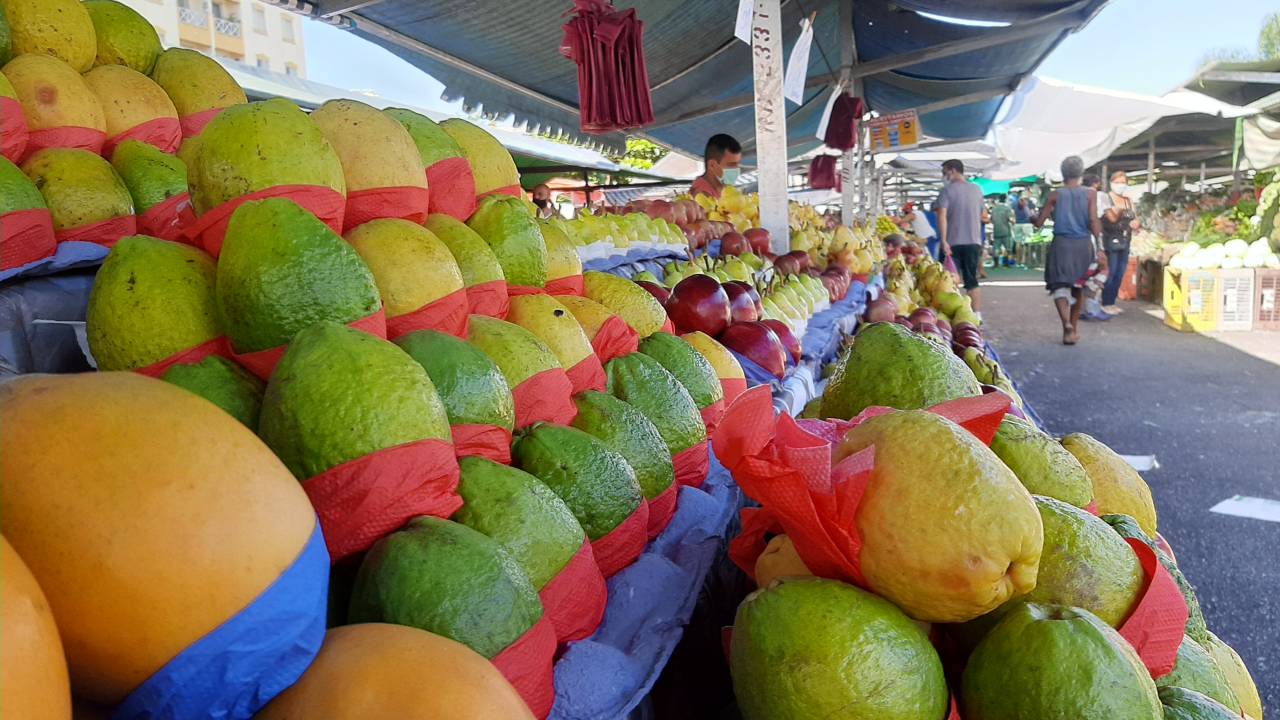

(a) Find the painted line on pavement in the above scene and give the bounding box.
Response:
[1210,495,1280,523]
[1120,454,1159,472]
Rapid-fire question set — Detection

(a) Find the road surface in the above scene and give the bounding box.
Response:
[982,267,1279,714]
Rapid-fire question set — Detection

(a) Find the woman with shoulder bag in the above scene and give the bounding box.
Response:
[1099,170,1139,314]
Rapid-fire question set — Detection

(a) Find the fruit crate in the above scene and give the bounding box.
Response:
[1164,268,1220,332]
[1255,269,1280,331]
[1217,269,1255,331]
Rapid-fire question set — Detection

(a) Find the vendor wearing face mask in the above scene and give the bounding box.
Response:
[531,183,556,219]
[1097,170,1140,314]
[690,133,742,199]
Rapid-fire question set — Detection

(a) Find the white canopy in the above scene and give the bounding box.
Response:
[905,75,1255,181]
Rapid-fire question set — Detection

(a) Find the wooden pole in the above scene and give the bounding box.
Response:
[750,0,790,254]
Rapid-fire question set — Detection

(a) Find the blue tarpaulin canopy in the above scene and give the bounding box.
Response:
[291,0,1108,159]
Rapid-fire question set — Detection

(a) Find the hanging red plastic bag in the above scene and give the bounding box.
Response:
[133,336,230,379]
[136,192,192,243]
[544,274,585,296]
[231,307,386,382]
[1,95,29,163]
[55,214,137,248]
[645,483,678,540]
[1117,539,1188,678]
[590,314,639,363]
[184,185,346,257]
[490,615,558,720]
[425,156,477,221]
[466,279,510,318]
[808,155,838,190]
[823,93,866,151]
[343,186,431,233]
[302,437,463,564]
[384,287,469,341]
[560,0,654,133]
[23,126,106,162]
[0,207,56,270]
[102,116,182,158]
[538,539,608,643]
[565,354,607,394]
[510,368,578,429]
[450,424,513,465]
[591,500,649,578]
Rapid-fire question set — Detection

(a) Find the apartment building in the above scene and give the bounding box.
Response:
[118,0,307,78]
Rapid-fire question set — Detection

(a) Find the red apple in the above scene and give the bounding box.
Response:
[744,228,772,254]
[719,322,788,379]
[908,308,938,327]
[783,250,811,272]
[647,200,675,224]
[665,274,732,336]
[672,201,689,227]
[760,319,802,363]
[720,231,749,256]
[863,296,898,324]
[721,281,759,323]
[635,280,670,305]
[773,254,802,277]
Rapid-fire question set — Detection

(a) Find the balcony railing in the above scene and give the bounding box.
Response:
[178,7,208,27]
[215,17,241,36]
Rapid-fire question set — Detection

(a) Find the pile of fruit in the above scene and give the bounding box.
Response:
[725,320,1265,720]
[551,207,687,249]
[0,2,758,718]
[1167,238,1280,271]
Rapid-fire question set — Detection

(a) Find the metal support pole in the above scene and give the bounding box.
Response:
[1146,137,1155,195]
[1101,161,1108,189]
[1199,161,1206,192]
[751,0,790,254]
[839,0,857,227]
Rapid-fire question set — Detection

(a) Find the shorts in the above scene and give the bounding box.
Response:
[952,244,982,290]
[993,233,1014,256]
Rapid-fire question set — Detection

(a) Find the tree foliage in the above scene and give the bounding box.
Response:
[1260,12,1280,60]
[608,138,668,170]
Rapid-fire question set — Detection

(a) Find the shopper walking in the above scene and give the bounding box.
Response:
[902,202,937,249]
[1099,170,1139,314]
[1034,156,1103,345]
[936,159,986,312]
[990,195,1016,267]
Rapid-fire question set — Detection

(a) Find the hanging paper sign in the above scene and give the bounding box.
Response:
[867,110,920,153]
[783,16,815,105]
[734,0,754,44]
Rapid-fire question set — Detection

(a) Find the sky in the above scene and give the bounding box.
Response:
[1036,0,1275,95]
[301,0,1276,115]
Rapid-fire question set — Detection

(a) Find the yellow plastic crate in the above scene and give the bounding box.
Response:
[1163,267,1186,330]
[1164,268,1220,332]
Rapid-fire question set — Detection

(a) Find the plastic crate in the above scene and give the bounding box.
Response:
[1163,267,1185,330]
[1217,269,1255,331]
[1164,268,1220,332]
[1256,269,1280,331]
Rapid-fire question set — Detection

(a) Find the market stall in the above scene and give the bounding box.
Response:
[0,2,1268,720]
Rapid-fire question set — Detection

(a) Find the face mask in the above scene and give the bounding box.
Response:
[533,199,550,209]
[722,167,741,186]
[1111,183,1128,193]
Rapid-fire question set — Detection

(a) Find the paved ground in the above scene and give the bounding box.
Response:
[981,266,1279,713]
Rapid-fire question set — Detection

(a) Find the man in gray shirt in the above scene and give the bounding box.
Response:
[936,158,986,312]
